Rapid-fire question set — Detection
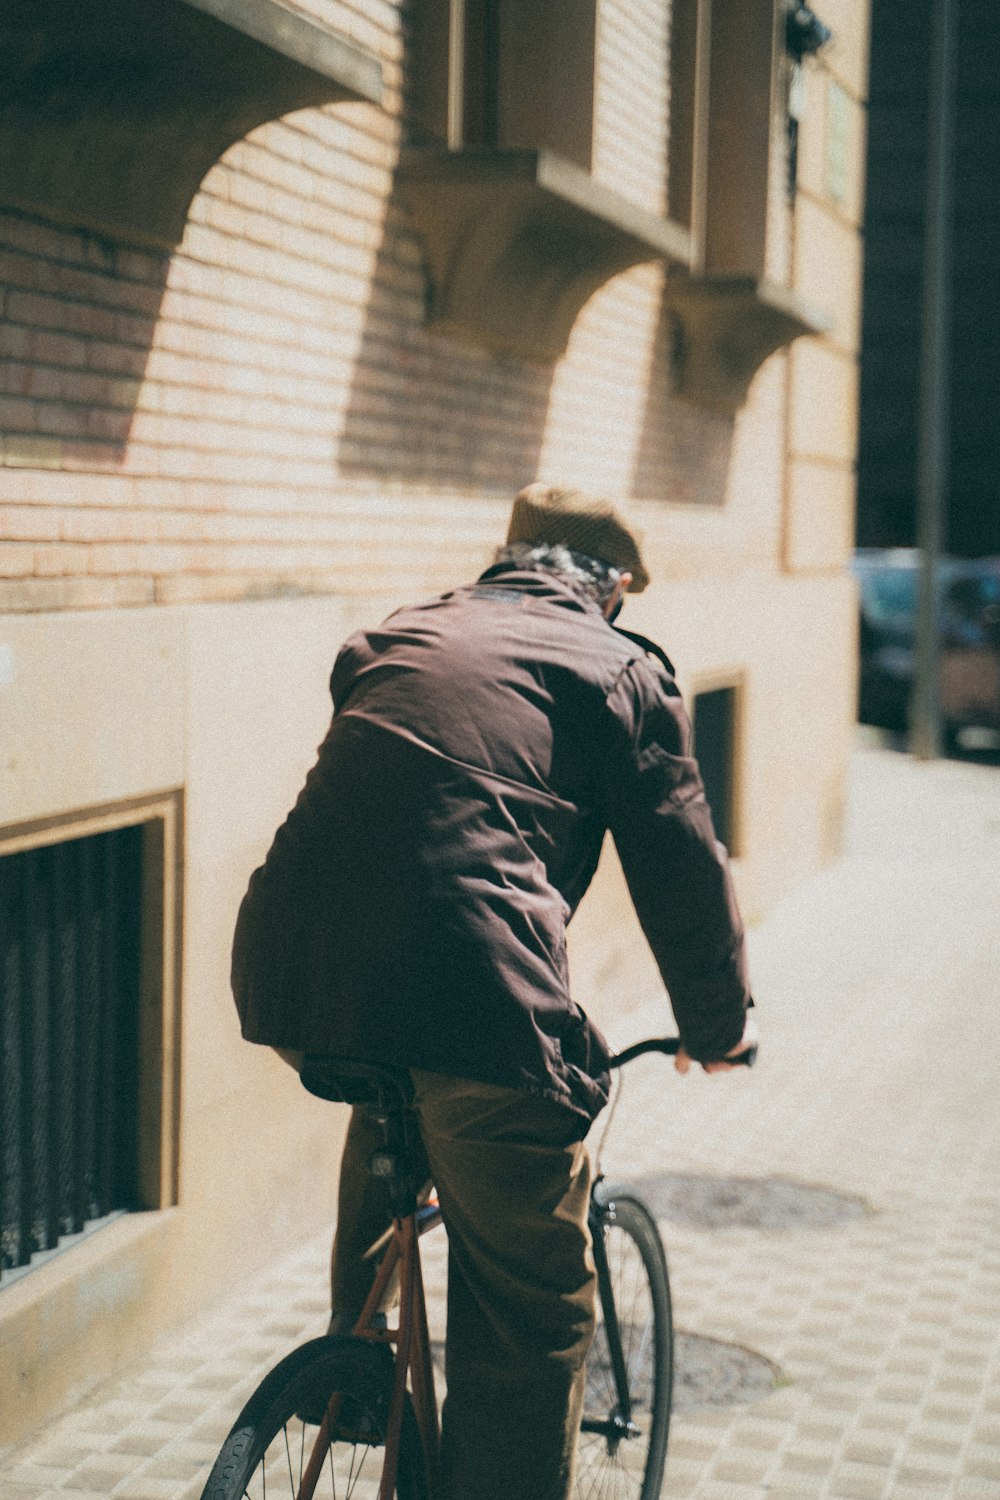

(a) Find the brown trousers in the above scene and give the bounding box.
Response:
[331,1071,597,1500]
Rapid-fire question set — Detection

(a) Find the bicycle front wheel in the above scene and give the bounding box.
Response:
[200,1336,429,1500]
[577,1189,673,1500]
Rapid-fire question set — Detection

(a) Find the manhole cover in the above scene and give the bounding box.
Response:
[635,1173,868,1230]
[431,1333,780,1413]
[673,1332,782,1412]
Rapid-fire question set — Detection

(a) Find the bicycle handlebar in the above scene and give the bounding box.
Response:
[609,1036,758,1070]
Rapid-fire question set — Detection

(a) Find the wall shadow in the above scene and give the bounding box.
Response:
[0,207,168,469]
[0,179,556,495]
[0,172,735,519]
[629,294,736,505]
[334,176,555,493]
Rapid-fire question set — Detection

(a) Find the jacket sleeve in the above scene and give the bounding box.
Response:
[601,654,751,1063]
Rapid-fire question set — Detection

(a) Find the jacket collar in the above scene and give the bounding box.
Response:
[472,564,676,675]
[473,561,606,618]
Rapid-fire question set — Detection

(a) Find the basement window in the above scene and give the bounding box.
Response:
[691,684,739,854]
[0,797,180,1288]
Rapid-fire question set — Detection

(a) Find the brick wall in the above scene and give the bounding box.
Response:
[0,0,799,615]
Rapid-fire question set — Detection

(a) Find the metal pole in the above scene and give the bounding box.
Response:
[910,0,957,759]
[447,0,466,150]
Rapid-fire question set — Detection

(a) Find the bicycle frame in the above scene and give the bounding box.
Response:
[288,1033,753,1500]
[297,1195,444,1500]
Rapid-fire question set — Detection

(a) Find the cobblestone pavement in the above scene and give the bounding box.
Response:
[3,741,1000,1499]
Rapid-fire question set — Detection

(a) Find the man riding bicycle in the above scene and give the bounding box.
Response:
[231,483,755,1500]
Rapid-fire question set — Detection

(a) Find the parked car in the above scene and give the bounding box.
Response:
[852,549,1000,748]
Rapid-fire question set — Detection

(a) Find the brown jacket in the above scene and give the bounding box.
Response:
[231,565,751,1124]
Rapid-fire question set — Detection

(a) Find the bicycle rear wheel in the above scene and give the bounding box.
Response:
[200,1336,429,1500]
[577,1189,672,1500]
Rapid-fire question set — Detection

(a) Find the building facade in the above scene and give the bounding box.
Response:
[859,0,1000,557]
[0,0,868,1443]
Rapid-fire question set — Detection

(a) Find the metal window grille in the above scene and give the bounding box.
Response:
[692,686,738,853]
[1,825,144,1283]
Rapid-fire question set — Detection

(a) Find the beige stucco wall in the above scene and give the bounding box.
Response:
[0,601,350,1441]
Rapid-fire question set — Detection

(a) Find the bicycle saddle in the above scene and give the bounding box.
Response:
[299,1055,415,1111]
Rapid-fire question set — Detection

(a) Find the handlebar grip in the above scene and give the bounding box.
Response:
[609,1037,758,1069]
[610,1037,679,1068]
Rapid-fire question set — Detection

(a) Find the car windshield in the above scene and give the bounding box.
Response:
[969,574,1000,607]
[861,568,917,624]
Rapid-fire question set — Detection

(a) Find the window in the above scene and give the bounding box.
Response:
[416,0,778,265]
[692,684,740,853]
[413,0,599,169]
[0,797,179,1288]
[667,0,712,260]
[403,0,816,382]
[669,0,779,277]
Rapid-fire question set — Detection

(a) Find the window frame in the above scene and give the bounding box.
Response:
[0,790,183,1253]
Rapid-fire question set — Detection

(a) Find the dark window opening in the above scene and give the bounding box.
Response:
[692,685,739,852]
[1,825,146,1285]
[461,0,502,148]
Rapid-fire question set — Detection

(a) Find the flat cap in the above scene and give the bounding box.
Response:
[506,483,649,592]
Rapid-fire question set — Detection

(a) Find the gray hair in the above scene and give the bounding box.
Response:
[494,542,623,608]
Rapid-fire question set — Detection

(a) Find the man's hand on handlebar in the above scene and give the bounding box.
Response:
[674,1014,759,1076]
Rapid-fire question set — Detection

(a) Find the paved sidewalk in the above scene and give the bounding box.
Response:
[603,742,1000,1498]
[3,741,1000,1499]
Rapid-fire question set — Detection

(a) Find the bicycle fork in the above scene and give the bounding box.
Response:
[582,1195,640,1451]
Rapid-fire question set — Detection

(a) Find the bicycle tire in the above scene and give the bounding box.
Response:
[199,1335,429,1500]
[576,1189,673,1500]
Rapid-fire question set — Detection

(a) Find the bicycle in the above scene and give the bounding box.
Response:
[199,1035,756,1500]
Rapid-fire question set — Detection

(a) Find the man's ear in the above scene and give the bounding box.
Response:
[603,572,632,618]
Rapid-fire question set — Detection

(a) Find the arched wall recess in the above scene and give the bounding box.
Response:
[664,275,830,413]
[0,0,383,250]
[398,148,693,365]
